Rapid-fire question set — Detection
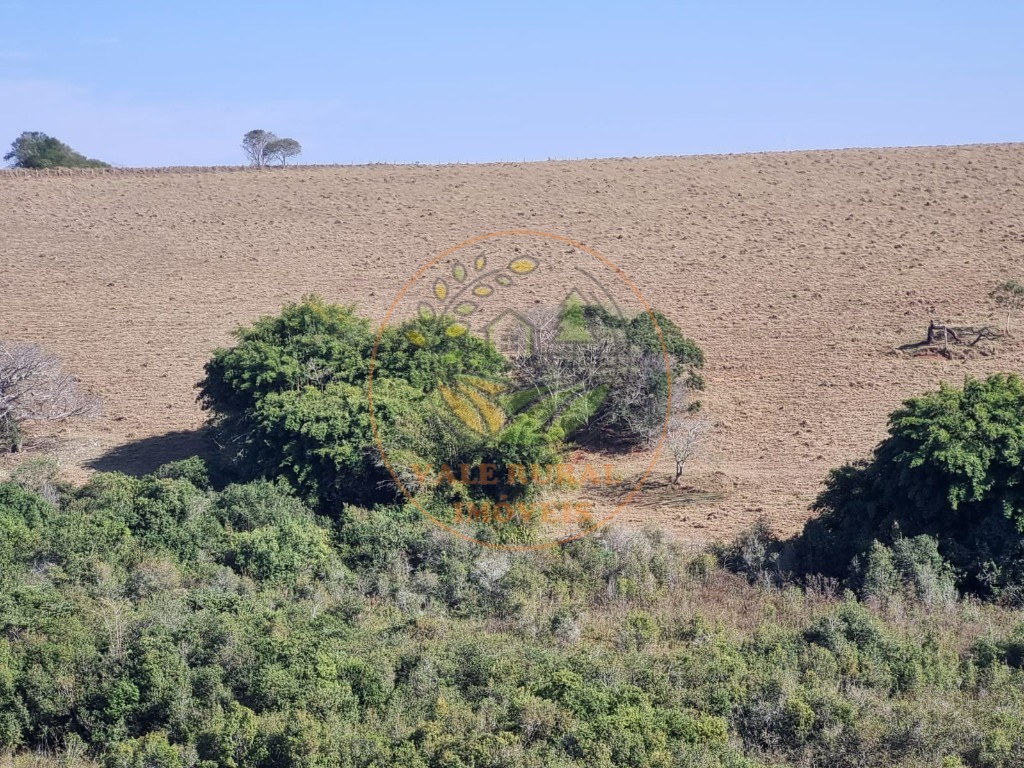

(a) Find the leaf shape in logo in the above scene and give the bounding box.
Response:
[473,285,493,297]
[454,302,476,316]
[509,258,537,275]
[439,383,486,433]
[475,255,487,271]
[438,377,507,435]
[460,375,506,395]
[445,323,467,338]
[418,303,435,319]
[453,263,467,282]
[434,280,448,301]
[458,381,506,434]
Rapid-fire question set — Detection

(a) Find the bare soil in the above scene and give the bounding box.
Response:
[2,143,1022,542]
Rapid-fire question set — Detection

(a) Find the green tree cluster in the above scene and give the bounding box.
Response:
[198,297,703,535]
[197,296,555,525]
[3,132,110,169]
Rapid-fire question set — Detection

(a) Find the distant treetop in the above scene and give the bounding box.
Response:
[242,129,302,167]
[3,131,110,169]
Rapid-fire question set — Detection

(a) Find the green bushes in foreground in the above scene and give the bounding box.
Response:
[4,304,1024,767]
[1,464,1024,767]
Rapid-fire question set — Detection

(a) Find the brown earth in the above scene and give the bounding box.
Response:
[1,144,1023,542]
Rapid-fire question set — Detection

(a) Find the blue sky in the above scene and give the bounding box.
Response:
[1,1,1021,166]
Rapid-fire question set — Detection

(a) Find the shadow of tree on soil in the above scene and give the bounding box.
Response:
[86,428,219,477]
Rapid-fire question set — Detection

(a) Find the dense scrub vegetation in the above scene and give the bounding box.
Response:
[2,460,1024,768]
[196,296,562,545]
[4,298,1023,766]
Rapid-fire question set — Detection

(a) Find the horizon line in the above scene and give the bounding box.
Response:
[1,140,1020,175]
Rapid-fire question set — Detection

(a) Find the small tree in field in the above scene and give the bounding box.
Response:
[241,129,276,167]
[991,280,1024,335]
[266,137,302,166]
[0,342,100,452]
[664,414,711,486]
[242,130,301,167]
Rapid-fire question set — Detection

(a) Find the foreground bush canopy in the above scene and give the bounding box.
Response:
[1,464,1024,767]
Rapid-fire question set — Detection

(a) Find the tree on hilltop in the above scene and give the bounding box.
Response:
[3,132,110,169]
[242,130,302,167]
[267,137,302,166]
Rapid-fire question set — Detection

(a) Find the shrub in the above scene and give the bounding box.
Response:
[714,517,779,583]
[0,482,53,575]
[854,535,958,605]
[105,731,183,768]
[619,610,662,651]
[152,457,212,490]
[792,374,1024,597]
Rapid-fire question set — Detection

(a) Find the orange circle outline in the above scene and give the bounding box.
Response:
[368,230,673,551]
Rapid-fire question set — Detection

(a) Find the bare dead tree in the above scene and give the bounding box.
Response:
[0,342,101,452]
[663,414,711,486]
[616,350,670,441]
[504,305,660,439]
[991,280,1024,335]
[91,596,133,662]
[505,306,602,397]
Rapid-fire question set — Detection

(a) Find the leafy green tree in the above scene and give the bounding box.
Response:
[199,296,530,510]
[0,482,52,577]
[3,131,109,169]
[794,374,1024,595]
[151,456,211,489]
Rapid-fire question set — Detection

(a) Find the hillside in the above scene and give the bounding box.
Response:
[2,143,1022,540]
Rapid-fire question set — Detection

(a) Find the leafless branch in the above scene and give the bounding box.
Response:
[663,414,711,485]
[0,342,101,451]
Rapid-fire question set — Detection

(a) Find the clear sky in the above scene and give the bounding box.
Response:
[1,1,1021,167]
